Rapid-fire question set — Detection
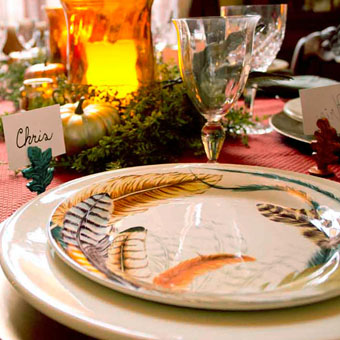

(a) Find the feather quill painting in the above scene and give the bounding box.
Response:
[50,171,237,289]
[106,226,151,280]
[153,254,255,289]
[256,203,340,250]
[49,165,340,306]
[52,172,222,226]
[256,203,329,247]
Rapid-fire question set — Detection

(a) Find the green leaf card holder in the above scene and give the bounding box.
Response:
[21,146,54,194]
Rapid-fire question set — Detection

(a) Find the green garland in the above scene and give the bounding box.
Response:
[56,79,254,174]
[0,59,255,173]
[55,65,254,173]
[57,88,203,173]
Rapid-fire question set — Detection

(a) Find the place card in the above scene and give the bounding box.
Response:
[300,83,340,135]
[2,105,65,170]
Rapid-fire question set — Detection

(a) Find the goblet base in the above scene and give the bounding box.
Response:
[245,121,273,135]
[201,122,226,163]
[243,85,273,135]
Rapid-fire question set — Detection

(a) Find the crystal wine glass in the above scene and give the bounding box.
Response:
[173,16,259,162]
[152,0,177,61]
[152,0,192,61]
[0,20,7,61]
[15,18,38,51]
[221,4,287,134]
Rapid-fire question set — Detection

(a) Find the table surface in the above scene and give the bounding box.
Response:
[3,97,336,223]
[1,98,340,339]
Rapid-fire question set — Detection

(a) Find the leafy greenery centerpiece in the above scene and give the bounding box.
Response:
[0,58,258,174]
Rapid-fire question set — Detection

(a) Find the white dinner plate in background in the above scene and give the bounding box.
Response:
[268,58,289,73]
[283,98,303,122]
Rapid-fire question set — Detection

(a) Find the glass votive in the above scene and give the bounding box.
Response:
[20,77,55,111]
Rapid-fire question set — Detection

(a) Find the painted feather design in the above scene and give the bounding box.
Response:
[153,254,255,289]
[52,172,222,227]
[256,203,318,227]
[61,193,115,276]
[62,193,113,248]
[106,226,151,279]
[256,203,328,247]
[51,172,221,286]
[51,224,104,276]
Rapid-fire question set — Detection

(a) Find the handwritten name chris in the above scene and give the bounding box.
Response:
[16,126,53,149]
[316,93,340,121]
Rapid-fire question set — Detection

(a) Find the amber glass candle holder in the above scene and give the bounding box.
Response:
[45,5,68,65]
[60,0,155,98]
[20,78,55,111]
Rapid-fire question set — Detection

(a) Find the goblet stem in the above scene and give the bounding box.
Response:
[201,121,226,163]
[243,83,258,118]
[243,82,273,134]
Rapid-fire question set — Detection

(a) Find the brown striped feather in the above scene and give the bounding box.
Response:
[256,203,327,246]
[106,226,151,279]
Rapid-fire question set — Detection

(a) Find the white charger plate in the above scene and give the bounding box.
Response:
[1,164,340,339]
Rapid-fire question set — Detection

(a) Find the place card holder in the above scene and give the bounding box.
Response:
[309,118,340,177]
[21,146,54,194]
[2,104,65,194]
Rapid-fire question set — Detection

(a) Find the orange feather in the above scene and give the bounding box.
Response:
[153,253,255,289]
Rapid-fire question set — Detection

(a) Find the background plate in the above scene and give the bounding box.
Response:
[274,75,338,89]
[270,112,313,144]
[283,98,303,122]
[259,75,338,98]
[268,58,289,73]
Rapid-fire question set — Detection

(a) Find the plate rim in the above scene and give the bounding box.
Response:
[272,75,338,89]
[283,98,303,122]
[0,203,126,340]
[270,112,312,144]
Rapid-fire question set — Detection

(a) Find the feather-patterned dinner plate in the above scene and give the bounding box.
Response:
[43,163,340,310]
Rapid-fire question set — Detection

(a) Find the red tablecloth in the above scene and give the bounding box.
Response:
[1,98,340,223]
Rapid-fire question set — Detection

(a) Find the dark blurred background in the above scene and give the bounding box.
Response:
[190,0,340,80]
